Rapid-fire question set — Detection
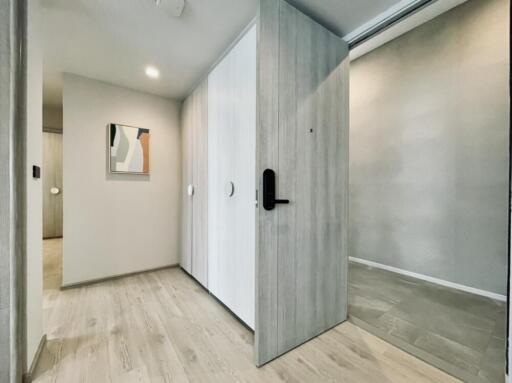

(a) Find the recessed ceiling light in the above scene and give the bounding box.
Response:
[145,66,160,79]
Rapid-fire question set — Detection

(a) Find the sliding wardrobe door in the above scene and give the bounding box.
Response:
[180,79,208,286]
[181,94,193,274]
[191,80,208,287]
[256,0,349,365]
[208,25,256,328]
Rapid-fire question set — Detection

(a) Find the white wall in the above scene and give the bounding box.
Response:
[62,74,181,285]
[26,0,44,369]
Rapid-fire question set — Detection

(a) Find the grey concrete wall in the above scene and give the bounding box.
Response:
[350,0,509,295]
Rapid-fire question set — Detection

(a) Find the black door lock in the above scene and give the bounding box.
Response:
[263,169,289,211]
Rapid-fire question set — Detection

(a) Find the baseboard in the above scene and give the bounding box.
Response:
[23,334,46,383]
[349,257,507,302]
[61,263,179,290]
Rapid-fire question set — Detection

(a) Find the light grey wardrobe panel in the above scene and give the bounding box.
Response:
[180,95,193,274]
[192,80,208,287]
[256,0,349,365]
[180,79,208,284]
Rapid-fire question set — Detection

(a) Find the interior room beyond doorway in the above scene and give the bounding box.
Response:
[348,0,509,382]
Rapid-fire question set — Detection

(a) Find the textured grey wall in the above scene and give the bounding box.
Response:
[350,0,509,295]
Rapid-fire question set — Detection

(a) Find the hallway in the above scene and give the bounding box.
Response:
[34,240,458,382]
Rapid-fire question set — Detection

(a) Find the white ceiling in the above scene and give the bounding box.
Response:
[42,0,407,106]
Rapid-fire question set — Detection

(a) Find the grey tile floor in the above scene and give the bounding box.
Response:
[349,261,506,383]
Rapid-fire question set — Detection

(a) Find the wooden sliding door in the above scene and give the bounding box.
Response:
[256,0,349,365]
[191,81,209,287]
[181,80,208,287]
[181,91,193,274]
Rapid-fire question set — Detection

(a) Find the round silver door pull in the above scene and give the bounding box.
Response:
[187,184,194,196]
[50,187,60,195]
[225,181,234,197]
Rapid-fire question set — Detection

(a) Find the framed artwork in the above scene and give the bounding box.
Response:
[109,123,150,174]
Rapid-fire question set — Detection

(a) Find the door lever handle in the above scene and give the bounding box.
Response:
[263,169,289,211]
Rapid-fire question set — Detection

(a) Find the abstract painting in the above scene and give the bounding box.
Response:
[109,124,150,174]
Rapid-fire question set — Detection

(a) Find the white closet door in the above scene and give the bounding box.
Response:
[191,80,208,287]
[181,80,208,286]
[208,25,256,329]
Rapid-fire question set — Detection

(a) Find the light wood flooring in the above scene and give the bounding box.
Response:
[34,239,460,382]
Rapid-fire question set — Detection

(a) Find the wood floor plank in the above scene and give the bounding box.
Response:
[34,239,459,383]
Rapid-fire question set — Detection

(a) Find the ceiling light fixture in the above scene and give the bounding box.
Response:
[154,0,186,17]
[145,66,160,79]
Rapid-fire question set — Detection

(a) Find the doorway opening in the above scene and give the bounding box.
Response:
[347,0,509,382]
[42,108,63,306]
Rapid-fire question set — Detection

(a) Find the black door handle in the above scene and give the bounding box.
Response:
[263,169,289,211]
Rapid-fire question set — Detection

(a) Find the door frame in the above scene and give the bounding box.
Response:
[42,130,63,239]
[1,0,28,381]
